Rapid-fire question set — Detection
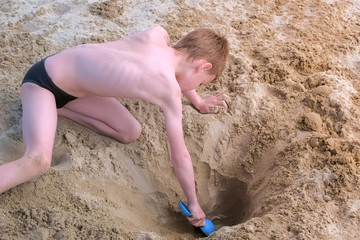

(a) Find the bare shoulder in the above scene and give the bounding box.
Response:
[131,26,170,46]
[147,26,169,37]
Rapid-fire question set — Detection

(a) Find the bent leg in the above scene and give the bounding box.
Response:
[58,96,141,143]
[0,83,57,194]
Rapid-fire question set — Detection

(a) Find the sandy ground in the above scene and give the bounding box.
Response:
[1,0,360,239]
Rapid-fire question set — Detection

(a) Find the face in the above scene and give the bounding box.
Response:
[200,72,217,86]
[177,61,216,92]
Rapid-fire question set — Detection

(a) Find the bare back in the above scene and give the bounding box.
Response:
[45,27,180,108]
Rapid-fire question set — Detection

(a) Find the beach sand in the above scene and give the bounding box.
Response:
[1,0,360,239]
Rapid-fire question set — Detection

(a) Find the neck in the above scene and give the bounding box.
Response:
[172,49,191,79]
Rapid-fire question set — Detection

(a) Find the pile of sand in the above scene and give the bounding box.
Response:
[1,0,360,239]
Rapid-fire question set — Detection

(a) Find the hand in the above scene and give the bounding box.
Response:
[197,94,230,114]
[188,202,206,227]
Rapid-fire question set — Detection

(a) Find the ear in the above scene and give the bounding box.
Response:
[196,60,213,72]
[202,62,213,71]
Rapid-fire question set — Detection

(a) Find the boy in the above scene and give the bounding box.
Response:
[0,26,229,227]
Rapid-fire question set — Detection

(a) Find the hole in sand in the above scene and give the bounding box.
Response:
[206,173,250,228]
[191,162,252,231]
[143,162,251,236]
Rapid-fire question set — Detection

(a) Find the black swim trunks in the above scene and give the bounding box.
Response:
[22,57,77,108]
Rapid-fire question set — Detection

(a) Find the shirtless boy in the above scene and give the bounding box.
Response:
[0,26,229,227]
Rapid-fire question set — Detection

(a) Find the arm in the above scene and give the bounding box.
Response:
[183,89,229,114]
[162,97,206,227]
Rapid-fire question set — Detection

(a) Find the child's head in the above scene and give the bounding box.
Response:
[173,28,230,80]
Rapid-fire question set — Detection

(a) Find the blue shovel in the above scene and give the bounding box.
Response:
[179,201,215,236]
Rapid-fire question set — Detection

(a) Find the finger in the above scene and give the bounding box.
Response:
[211,108,219,114]
[216,94,230,100]
[189,217,206,227]
[217,100,228,110]
[208,106,219,114]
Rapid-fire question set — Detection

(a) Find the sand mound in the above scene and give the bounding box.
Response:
[1,0,360,239]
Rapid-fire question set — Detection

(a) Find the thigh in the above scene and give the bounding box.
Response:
[62,96,139,133]
[21,83,58,156]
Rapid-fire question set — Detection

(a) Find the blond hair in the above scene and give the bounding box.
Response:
[173,28,229,79]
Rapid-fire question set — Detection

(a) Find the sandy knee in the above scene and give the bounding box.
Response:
[24,153,51,175]
[118,122,142,143]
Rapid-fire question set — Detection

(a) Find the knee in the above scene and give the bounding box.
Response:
[117,122,142,143]
[24,153,51,176]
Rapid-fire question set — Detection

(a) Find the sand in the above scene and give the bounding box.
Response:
[1,0,360,239]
